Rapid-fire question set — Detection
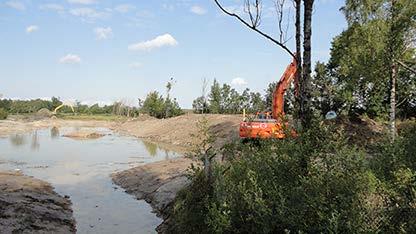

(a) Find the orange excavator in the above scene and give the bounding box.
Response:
[240,59,298,139]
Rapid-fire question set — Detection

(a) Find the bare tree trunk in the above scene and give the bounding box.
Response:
[300,0,314,129]
[294,0,302,121]
[388,0,398,142]
[390,62,397,141]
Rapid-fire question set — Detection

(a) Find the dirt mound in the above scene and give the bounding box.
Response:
[0,171,76,233]
[36,108,53,117]
[336,115,386,148]
[63,131,106,139]
[113,114,241,151]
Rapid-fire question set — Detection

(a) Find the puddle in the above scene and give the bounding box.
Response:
[0,127,181,234]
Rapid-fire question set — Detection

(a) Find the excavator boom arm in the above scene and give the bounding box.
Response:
[272,59,298,119]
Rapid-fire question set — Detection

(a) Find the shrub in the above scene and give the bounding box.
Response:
[0,108,8,120]
[140,91,183,119]
[172,122,381,233]
[369,122,416,232]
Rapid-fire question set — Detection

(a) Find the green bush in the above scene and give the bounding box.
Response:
[140,91,183,119]
[171,123,384,233]
[0,108,8,120]
[369,122,416,232]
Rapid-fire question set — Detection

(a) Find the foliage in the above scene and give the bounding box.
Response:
[193,79,265,115]
[369,121,416,232]
[326,0,416,119]
[140,91,183,119]
[172,122,389,233]
[311,61,339,117]
[171,116,416,233]
[0,97,140,117]
[0,108,8,120]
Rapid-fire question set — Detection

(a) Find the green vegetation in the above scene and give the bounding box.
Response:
[171,0,416,232]
[192,79,265,114]
[139,91,183,119]
[313,0,416,119]
[170,120,416,233]
[0,108,8,120]
[0,97,141,117]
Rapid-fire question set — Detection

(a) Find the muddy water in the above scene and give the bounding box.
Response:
[0,127,180,234]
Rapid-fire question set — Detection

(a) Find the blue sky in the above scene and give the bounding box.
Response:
[0,0,346,108]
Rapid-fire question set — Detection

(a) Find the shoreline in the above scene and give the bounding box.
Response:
[0,114,240,233]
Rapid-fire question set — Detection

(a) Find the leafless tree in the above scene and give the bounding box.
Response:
[213,0,315,128]
[214,0,296,58]
[201,78,209,114]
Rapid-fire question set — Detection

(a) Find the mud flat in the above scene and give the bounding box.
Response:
[111,157,193,232]
[0,171,76,233]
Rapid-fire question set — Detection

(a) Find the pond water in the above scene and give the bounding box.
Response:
[0,127,181,234]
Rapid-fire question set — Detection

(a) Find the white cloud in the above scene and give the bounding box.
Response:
[59,54,81,64]
[94,27,112,40]
[231,77,248,86]
[40,4,64,12]
[67,0,96,5]
[129,62,142,69]
[70,8,109,20]
[114,4,135,13]
[5,1,25,11]
[26,25,39,33]
[190,5,206,15]
[128,34,178,51]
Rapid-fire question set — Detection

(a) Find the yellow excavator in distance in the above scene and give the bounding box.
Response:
[53,101,75,115]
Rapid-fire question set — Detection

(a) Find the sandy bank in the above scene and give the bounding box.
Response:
[0,171,76,233]
[112,114,241,152]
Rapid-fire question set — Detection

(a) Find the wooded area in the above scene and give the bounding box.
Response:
[168,0,416,233]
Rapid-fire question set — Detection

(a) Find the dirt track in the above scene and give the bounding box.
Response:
[0,171,76,233]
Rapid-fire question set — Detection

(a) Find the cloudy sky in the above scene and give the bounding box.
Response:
[0,0,346,108]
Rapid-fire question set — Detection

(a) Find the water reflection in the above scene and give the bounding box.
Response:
[51,126,60,139]
[142,140,174,160]
[31,131,40,150]
[143,141,157,156]
[9,134,26,147]
[0,127,179,233]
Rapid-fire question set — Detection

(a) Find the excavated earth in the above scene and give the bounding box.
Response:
[0,171,76,233]
[0,114,241,233]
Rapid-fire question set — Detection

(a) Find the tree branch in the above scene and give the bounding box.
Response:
[396,59,416,75]
[214,0,296,59]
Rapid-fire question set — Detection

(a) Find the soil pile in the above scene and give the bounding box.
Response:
[0,171,76,233]
[36,108,53,118]
[114,114,241,151]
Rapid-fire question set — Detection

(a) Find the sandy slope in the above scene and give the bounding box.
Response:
[113,113,241,151]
